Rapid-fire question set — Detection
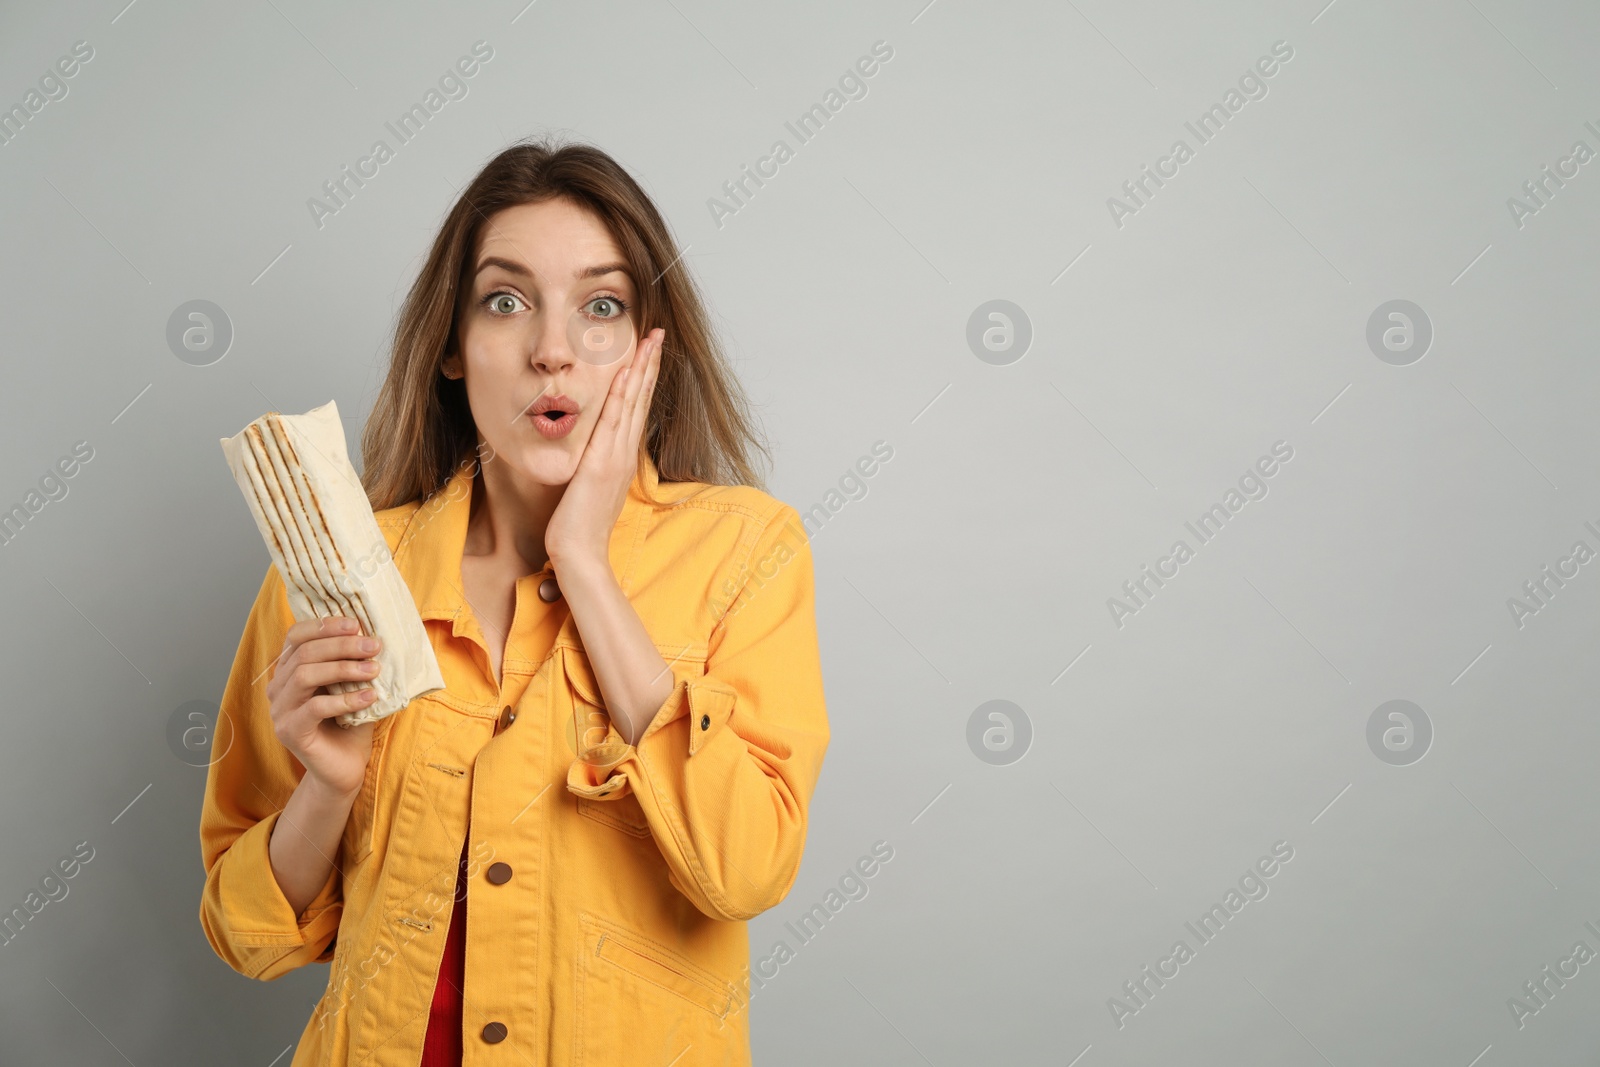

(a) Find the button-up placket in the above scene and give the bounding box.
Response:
[379,455,655,1054]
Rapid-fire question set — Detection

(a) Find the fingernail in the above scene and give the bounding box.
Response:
[361,638,379,652]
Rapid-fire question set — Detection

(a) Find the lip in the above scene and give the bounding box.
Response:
[526,393,579,439]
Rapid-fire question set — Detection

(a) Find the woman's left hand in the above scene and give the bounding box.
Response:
[545,326,664,570]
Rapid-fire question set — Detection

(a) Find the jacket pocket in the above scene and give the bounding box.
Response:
[340,715,392,867]
[574,911,738,1067]
[576,794,651,837]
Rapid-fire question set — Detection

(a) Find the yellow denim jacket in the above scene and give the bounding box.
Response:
[198,452,828,1066]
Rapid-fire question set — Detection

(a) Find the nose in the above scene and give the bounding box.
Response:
[529,311,575,375]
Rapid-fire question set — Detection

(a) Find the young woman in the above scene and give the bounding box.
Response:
[198,140,829,1066]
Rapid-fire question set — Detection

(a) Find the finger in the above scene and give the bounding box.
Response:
[616,330,655,425]
[589,349,635,454]
[642,330,663,404]
[294,632,382,666]
[280,616,359,667]
[293,655,380,694]
[278,628,375,680]
[589,327,660,469]
[305,688,379,721]
[617,325,656,398]
[626,329,660,409]
[281,631,380,706]
[285,615,361,651]
[273,615,357,689]
[624,331,664,447]
[632,330,661,397]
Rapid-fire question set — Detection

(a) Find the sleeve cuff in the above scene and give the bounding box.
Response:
[213,807,342,950]
[564,675,738,800]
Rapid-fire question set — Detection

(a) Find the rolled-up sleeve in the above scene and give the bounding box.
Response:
[198,564,344,979]
[566,504,830,922]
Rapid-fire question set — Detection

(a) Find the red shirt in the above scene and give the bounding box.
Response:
[420,836,470,1065]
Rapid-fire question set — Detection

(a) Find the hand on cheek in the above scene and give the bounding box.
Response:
[544,328,664,567]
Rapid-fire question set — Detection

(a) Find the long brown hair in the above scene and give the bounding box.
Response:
[359,137,769,510]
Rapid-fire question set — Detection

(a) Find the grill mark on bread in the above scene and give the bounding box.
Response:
[240,424,321,615]
[262,415,351,620]
[261,416,382,698]
[254,420,334,616]
[275,420,348,570]
[268,415,379,647]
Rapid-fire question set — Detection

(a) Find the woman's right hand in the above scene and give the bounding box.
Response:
[267,615,384,798]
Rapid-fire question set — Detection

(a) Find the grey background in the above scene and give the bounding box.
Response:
[1,0,1597,1064]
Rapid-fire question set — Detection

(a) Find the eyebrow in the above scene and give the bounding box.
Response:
[473,256,631,282]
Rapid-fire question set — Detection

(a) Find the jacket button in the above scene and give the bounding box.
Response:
[538,577,561,603]
[497,705,517,732]
[486,861,512,885]
[700,714,711,730]
[481,1021,508,1043]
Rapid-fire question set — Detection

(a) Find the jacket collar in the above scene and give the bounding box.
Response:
[395,450,659,625]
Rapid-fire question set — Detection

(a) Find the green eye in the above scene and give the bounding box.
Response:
[480,290,526,315]
[585,296,627,321]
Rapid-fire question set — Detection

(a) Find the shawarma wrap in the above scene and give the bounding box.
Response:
[220,399,443,726]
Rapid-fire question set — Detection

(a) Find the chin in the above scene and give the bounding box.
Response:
[511,441,581,486]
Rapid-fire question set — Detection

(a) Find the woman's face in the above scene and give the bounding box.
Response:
[443,197,639,487]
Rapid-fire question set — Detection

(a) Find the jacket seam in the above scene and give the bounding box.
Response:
[342,716,479,1066]
[597,955,728,1016]
[229,929,320,945]
[653,497,769,520]
[633,739,751,921]
[618,490,650,593]
[239,940,302,979]
[584,911,731,999]
[627,501,794,920]
[708,502,793,646]
[628,497,781,594]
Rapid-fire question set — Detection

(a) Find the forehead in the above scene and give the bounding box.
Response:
[471,198,627,277]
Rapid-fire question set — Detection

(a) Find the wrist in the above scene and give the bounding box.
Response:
[550,548,614,583]
[301,773,361,808]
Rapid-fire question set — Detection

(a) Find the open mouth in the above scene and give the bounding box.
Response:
[527,395,579,438]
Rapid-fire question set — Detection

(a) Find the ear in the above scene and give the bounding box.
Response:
[441,352,463,380]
